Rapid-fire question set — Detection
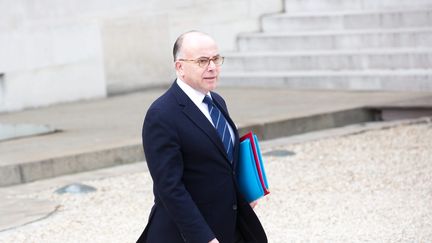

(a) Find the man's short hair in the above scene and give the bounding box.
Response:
[172,30,208,61]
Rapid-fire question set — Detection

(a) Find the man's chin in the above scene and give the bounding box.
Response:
[207,82,218,91]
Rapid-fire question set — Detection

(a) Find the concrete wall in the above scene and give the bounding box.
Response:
[0,1,107,113]
[0,0,284,112]
[101,0,284,94]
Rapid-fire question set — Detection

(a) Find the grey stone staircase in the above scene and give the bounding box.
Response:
[221,0,432,91]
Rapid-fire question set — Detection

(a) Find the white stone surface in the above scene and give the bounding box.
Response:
[224,49,432,71]
[0,0,284,104]
[284,0,432,12]
[224,0,432,91]
[237,28,432,51]
[0,120,431,242]
[3,59,106,112]
[0,22,106,113]
[220,70,432,91]
[100,0,284,94]
[262,9,432,32]
[0,123,55,141]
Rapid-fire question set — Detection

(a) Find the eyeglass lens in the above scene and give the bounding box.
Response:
[198,56,224,67]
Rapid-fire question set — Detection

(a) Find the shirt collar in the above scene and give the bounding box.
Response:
[176,78,211,105]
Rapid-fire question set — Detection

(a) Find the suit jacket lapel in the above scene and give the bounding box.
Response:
[170,83,229,161]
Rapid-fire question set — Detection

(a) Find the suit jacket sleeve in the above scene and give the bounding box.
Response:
[143,107,215,243]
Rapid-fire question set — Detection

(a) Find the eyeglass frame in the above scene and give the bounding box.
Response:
[177,55,224,68]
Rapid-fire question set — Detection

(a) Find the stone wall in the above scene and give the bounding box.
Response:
[0,0,284,112]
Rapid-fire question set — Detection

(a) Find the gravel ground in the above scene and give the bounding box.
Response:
[1,120,431,242]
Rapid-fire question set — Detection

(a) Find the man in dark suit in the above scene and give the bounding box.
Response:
[137,31,267,243]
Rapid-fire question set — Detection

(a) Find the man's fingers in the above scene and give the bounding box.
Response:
[249,200,258,209]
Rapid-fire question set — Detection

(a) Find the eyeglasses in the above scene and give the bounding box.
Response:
[178,56,224,68]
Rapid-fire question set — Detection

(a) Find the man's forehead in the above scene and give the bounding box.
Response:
[183,41,218,57]
[182,31,215,44]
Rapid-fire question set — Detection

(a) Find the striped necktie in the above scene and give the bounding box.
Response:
[203,95,233,162]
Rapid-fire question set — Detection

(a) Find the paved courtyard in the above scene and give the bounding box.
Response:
[0,119,431,242]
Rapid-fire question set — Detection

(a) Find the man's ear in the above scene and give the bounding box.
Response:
[175,61,184,77]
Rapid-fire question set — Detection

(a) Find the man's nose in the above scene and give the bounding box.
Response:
[207,60,217,70]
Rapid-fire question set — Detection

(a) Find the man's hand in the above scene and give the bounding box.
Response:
[250,200,258,209]
[209,238,219,243]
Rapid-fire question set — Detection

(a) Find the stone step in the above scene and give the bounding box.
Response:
[284,0,432,13]
[262,9,432,32]
[220,70,432,91]
[237,28,432,51]
[223,49,432,71]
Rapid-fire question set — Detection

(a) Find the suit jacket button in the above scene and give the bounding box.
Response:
[232,204,238,210]
[232,171,235,176]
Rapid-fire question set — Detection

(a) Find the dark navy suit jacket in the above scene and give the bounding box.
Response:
[137,82,267,243]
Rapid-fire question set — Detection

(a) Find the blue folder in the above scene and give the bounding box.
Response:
[237,132,269,203]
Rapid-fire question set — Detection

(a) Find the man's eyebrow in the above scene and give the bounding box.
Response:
[197,55,221,59]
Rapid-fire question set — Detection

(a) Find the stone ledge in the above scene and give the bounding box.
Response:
[0,108,378,187]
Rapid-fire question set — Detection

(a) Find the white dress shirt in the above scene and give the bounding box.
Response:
[176,78,234,144]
